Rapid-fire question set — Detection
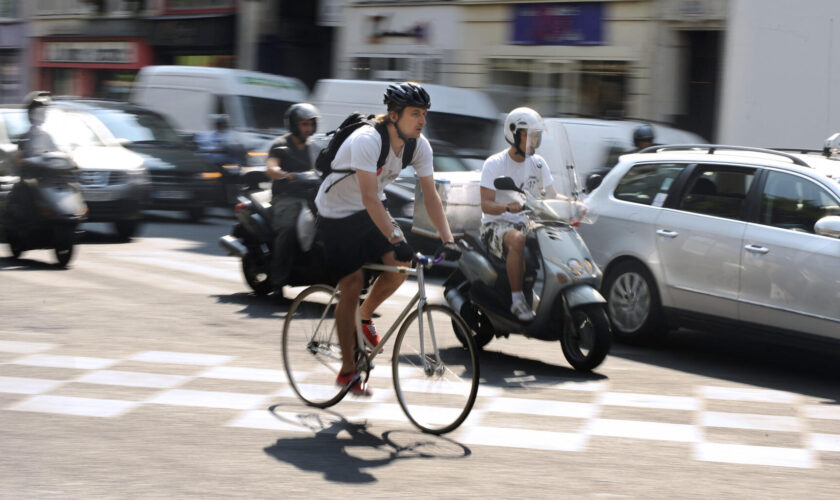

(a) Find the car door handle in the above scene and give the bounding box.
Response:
[744,244,769,254]
[656,229,679,238]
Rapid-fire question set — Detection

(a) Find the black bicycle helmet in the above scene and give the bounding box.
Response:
[383,82,431,112]
[633,123,654,145]
[285,102,319,136]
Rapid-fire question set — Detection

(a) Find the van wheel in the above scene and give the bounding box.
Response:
[115,220,140,241]
[187,207,205,222]
[602,261,664,345]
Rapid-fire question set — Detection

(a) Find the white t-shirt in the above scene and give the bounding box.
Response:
[480,150,554,225]
[315,125,434,218]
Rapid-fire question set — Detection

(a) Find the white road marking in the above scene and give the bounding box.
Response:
[0,340,56,354]
[9,395,138,418]
[12,354,117,370]
[601,392,699,411]
[147,389,269,410]
[803,405,840,420]
[130,351,234,366]
[76,370,190,389]
[702,411,802,432]
[588,418,701,443]
[199,366,287,383]
[78,259,233,296]
[696,442,814,468]
[482,397,595,419]
[110,255,242,282]
[456,425,588,452]
[810,433,840,452]
[699,385,800,404]
[0,376,65,395]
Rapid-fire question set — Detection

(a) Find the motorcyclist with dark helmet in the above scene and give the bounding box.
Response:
[264,102,320,298]
[631,123,655,152]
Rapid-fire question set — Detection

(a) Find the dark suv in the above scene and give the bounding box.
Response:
[53,99,225,221]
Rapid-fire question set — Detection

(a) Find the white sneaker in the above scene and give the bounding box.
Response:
[510,300,535,322]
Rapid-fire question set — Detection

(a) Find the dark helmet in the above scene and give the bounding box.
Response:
[285,102,319,136]
[24,90,51,115]
[633,123,655,146]
[383,82,431,112]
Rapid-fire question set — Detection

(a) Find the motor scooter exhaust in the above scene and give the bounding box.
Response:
[219,234,248,258]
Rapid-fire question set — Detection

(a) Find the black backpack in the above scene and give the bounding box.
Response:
[315,112,417,192]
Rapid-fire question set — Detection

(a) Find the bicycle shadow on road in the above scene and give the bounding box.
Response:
[213,292,290,319]
[262,402,471,483]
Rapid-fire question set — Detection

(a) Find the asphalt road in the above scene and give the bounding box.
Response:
[1,210,838,499]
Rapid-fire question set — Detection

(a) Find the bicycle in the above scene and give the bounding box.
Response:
[282,253,480,435]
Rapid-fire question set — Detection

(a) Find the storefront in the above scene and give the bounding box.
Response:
[32,38,154,99]
[145,12,236,68]
[0,20,28,104]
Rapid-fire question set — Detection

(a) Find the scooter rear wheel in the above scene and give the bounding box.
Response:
[561,303,611,372]
[242,253,272,296]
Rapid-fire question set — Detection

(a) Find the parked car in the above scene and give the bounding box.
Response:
[0,105,148,240]
[53,99,227,221]
[577,144,840,347]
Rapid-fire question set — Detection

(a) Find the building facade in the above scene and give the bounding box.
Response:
[333,0,726,140]
[0,0,31,103]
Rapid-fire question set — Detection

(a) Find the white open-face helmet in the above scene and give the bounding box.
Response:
[504,107,544,155]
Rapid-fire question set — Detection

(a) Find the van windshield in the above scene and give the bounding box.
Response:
[238,96,295,133]
[88,109,183,145]
[427,112,497,154]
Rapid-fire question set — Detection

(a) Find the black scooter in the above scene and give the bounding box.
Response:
[1,152,88,267]
[219,170,330,295]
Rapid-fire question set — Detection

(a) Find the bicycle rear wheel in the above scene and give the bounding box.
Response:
[282,284,347,408]
[392,304,479,434]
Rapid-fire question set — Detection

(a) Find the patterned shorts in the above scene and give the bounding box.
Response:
[480,220,531,259]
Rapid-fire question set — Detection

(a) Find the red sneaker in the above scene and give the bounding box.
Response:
[335,371,372,397]
[361,321,381,347]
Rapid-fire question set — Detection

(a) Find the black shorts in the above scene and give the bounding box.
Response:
[318,210,397,280]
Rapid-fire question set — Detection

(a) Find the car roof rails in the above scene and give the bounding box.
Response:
[638,144,811,168]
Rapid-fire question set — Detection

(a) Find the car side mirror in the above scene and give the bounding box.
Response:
[493,176,523,193]
[586,173,604,193]
[815,215,840,238]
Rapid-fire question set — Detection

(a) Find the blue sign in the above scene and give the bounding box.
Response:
[512,3,604,46]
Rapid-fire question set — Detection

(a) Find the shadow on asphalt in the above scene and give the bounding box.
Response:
[0,256,68,270]
[475,347,607,390]
[213,292,288,319]
[609,328,840,404]
[263,403,470,483]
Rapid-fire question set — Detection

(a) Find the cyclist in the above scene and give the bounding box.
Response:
[264,103,320,297]
[479,107,556,322]
[314,82,458,396]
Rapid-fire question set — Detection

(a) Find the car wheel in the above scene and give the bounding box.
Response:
[602,260,665,345]
[114,220,141,242]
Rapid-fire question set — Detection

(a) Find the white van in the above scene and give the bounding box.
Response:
[310,79,500,167]
[131,66,309,161]
[492,117,706,191]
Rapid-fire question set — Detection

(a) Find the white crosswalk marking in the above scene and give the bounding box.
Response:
[110,255,242,282]
[130,351,234,366]
[696,442,814,468]
[0,376,65,395]
[9,395,139,418]
[702,411,802,432]
[77,258,234,296]
[12,354,117,370]
[0,340,56,354]
[148,389,269,410]
[76,370,190,389]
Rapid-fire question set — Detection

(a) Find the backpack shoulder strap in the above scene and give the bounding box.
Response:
[402,138,418,170]
[374,121,390,169]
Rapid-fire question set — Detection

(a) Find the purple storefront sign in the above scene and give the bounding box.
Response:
[512,3,604,46]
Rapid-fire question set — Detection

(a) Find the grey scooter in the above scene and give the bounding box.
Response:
[444,176,611,371]
[1,152,87,267]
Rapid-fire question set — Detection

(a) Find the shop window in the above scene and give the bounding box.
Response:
[579,61,628,118]
[352,56,438,82]
[0,51,21,104]
[94,71,136,100]
[0,0,18,18]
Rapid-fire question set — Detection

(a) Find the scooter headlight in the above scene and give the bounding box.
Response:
[567,259,584,278]
[583,258,595,275]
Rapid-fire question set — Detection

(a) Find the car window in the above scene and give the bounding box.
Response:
[678,165,755,220]
[89,108,182,145]
[238,95,294,132]
[426,112,497,153]
[42,110,104,148]
[399,152,472,178]
[613,163,686,206]
[759,170,840,232]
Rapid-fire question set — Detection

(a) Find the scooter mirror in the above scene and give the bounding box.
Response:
[493,176,523,193]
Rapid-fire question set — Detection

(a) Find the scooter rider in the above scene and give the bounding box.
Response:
[264,103,320,297]
[16,91,58,167]
[314,82,458,396]
[479,107,557,322]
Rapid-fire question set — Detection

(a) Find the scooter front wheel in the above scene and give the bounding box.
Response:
[54,226,75,268]
[561,304,611,371]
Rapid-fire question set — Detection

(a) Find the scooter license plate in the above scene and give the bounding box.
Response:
[82,189,119,202]
[153,190,192,200]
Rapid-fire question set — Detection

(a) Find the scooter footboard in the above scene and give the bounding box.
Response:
[564,284,606,309]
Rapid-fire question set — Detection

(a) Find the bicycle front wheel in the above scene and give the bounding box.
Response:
[392,304,479,434]
[282,284,347,408]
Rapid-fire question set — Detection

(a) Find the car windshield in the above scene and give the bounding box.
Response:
[88,108,182,145]
[42,110,105,148]
[238,96,294,132]
[427,112,497,153]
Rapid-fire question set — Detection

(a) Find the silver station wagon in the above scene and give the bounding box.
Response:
[578,144,840,347]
